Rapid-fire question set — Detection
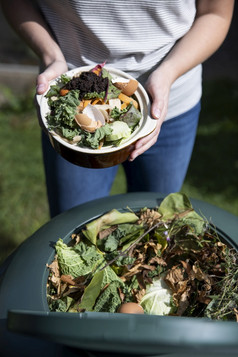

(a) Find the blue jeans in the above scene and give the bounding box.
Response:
[42,101,201,217]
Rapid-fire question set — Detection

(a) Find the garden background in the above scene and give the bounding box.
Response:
[0,4,238,265]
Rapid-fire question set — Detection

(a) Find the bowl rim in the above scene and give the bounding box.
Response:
[36,66,157,155]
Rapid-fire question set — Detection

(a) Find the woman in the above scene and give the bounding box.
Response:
[1,0,234,217]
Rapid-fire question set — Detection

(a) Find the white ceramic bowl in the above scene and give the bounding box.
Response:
[36,66,157,168]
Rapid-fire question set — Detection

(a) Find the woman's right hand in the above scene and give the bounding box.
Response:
[36,59,68,95]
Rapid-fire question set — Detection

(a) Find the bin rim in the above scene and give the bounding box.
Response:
[7,309,238,356]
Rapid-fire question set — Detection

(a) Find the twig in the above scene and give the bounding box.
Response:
[98,221,162,272]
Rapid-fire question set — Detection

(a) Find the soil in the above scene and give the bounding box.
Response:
[64,71,109,100]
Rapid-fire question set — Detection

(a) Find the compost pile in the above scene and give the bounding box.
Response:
[47,193,238,321]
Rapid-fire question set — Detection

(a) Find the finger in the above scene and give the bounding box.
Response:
[36,61,68,94]
[128,127,161,161]
[128,134,159,161]
[151,98,164,120]
[134,127,160,150]
[36,66,59,94]
[36,73,49,94]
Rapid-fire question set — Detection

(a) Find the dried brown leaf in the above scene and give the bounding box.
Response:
[176,288,191,316]
[149,256,167,266]
[118,287,125,302]
[164,266,184,291]
[136,273,146,290]
[192,265,211,285]
[47,258,60,278]
[197,290,211,305]
[180,260,192,275]
[71,233,81,244]
[133,288,146,303]
[60,274,76,285]
[98,225,118,240]
[234,308,238,323]
[47,257,61,295]
[176,280,189,295]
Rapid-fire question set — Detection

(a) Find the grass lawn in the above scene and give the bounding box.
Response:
[0,79,237,265]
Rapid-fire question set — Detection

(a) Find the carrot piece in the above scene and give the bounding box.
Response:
[60,88,70,96]
[98,139,104,149]
[92,98,100,105]
[118,93,138,109]
[78,101,84,112]
[83,99,92,108]
[121,102,128,110]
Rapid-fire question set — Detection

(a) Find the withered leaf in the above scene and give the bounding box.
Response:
[136,273,146,290]
[192,265,210,284]
[164,266,184,291]
[60,274,76,285]
[197,290,211,305]
[98,225,118,240]
[234,308,238,323]
[180,260,192,275]
[149,256,167,266]
[71,233,81,245]
[47,257,61,294]
[118,287,125,302]
[176,288,191,316]
[176,280,189,295]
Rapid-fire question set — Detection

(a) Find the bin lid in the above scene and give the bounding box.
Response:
[7,309,238,356]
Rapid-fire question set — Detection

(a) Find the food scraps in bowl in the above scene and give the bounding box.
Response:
[45,62,143,150]
[47,193,238,321]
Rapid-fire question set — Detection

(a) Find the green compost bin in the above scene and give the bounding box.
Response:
[1,192,238,357]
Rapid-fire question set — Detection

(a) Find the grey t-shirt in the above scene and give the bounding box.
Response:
[37,0,202,119]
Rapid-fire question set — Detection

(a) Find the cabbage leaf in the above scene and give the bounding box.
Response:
[77,265,123,312]
[140,278,172,315]
[158,192,205,235]
[55,239,103,278]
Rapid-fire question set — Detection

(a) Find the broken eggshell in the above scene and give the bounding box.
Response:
[113,78,138,96]
[75,104,105,132]
[117,302,144,314]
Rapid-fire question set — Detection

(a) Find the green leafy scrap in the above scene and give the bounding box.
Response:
[77,270,104,311]
[93,280,122,312]
[82,209,139,245]
[77,265,123,312]
[120,103,142,129]
[158,192,205,235]
[47,90,80,128]
[55,239,103,278]
[84,124,112,149]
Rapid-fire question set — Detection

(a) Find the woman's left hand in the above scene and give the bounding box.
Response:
[128,66,172,161]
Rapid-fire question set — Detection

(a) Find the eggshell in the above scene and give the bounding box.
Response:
[75,104,105,132]
[114,79,138,96]
[75,113,98,133]
[83,104,105,125]
[117,302,144,314]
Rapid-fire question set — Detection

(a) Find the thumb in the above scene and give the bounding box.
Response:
[36,63,66,94]
[36,72,50,94]
[151,98,164,120]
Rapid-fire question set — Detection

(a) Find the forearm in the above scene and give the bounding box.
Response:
[0,0,65,66]
[159,0,234,84]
